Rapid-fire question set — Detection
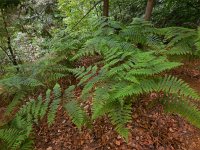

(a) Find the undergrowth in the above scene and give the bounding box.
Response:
[0,19,200,149]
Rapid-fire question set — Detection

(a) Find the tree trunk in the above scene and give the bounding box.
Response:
[1,9,19,70]
[144,0,154,21]
[103,0,109,17]
[7,37,18,67]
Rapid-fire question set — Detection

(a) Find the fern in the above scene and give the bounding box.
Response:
[0,84,62,149]
[156,75,200,100]
[5,91,26,114]
[0,120,33,150]
[92,86,111,119]
[66,19,200,140]
[39,89,51,118]
[159,27,198,56]
[2,18,200,146]
[109,102,132,141]
[162,96,200,128]
[64,101,87,129]
[63,86,88,129]
[47,84,61,125]
[0,129,21,148]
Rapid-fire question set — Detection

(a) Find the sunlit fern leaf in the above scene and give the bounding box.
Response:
[127,61,181,76]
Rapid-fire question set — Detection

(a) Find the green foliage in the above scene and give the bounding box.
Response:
[64,100,87,129]
[159,27,198,55]
[72,19,200,60]
[65,20,200,139]
[63,86,88,129]
[47,84,62,125]
[1,1,200,145]
[0,55,69,114]
[17,84,61,126]
[58,0,98,31]
[108,102,132,141]
[162,95,200,128]
[0,128,33,150]
[0,115,34,150]
[110,0,200,27]
[0,84,62,150]
[152,0,200,27]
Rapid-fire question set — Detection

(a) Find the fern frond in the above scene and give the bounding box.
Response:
[47,84,61,125]
[92,87,110,119]
[6,92,26,114]
[156,76,200,100]
[162,97,200,128]
[0,129,20,148]
[39,89,51,118]
[108,102,132,141]
[64,100,87,129]
[20,139,34,150]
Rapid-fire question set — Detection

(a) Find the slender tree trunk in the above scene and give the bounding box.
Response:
[1,9,19,70]
[144,0,154,21]
[7,37,18,67]
[103,0,109,17]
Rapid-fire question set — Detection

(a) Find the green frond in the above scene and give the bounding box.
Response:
[0,76,43,90]
[47,73,66,82]
[6,92,26,114]
[67,21,200,138]
[20,139,34,150]
[64,85,76,100]
[164,47,193,55]
[33,95,43,123]
[156,76,200,100]
[2,18,200,148]
[92,87,110,119]
[47,84,61,125]
[108,102,132,141]
[0,83,63,149]
[162,97,200,128]
[0,129,20,148]
[39,89,51,118]
[64,100,87,129]
[77,65,98,86]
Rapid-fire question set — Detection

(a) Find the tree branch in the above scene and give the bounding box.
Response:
[71,0,103,30]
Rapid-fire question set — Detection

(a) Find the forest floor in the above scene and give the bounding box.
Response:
[33,59,200,150]
[1,60,200,150]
